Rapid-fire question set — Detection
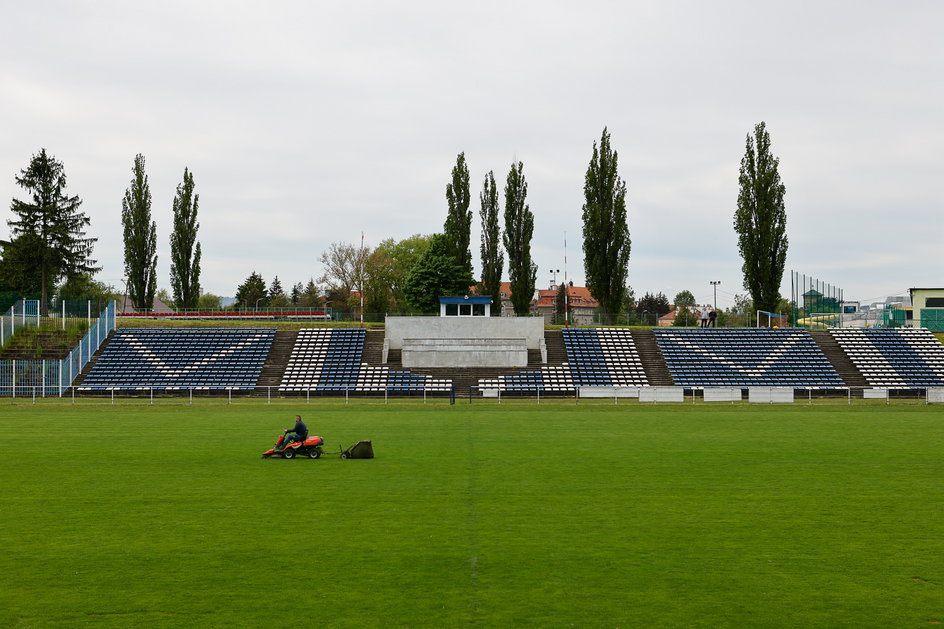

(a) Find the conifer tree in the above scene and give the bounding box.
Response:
[8,148,97,314]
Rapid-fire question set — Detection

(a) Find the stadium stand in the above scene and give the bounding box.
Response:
[478,327,648,392]
[653,328,844,389]
[77,328,275,391]
[829,328,944,389]
[279,328,452,393]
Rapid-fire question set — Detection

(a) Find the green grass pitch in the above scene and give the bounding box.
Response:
[1,402,942,628]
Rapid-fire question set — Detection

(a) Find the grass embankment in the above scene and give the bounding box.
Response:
[116,317,385,330]
[2,404,942,627]
[0,323,89,360]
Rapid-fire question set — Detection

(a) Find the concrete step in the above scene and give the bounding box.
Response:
[630,329,674,386]
[809,330,870,388]
[256,330,298,390]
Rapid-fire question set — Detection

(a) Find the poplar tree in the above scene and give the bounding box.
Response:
[443,152,473,279]
[503,161,536,316]
[8,148,97,315]
[479,171,503,315]
[582,128,631,324]
[121,154,157,311]
[169,168,201,310]
[734,121,788,314]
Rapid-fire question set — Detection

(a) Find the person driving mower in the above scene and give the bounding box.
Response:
[276,414,308,451]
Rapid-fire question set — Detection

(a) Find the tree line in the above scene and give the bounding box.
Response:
[1,122,789,322]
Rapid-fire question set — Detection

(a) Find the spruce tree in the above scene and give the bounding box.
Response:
[443,152,473,278]
[8,148,97,314]
[169,168,201,310]
[503,161,536,316]
[479,171,503,315]
[235,272,266,310]
[121,154,157,311]
[582,128,630,324]
[734,121,788,314]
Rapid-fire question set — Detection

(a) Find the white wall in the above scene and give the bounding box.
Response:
[385,316,545,350]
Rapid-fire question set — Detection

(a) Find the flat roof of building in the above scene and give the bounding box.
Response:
[439,295,492,304]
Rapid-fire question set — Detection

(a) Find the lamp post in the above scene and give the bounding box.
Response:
[710,281,721,312]
[255,297,264,315]
[550,269,560,287]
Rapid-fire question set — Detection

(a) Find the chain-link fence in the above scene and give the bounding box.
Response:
[791,271,843,328]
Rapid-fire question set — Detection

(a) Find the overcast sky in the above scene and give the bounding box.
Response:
[1,1,941,309]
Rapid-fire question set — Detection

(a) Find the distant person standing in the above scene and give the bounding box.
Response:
[700,306,710,328]
[708,308,717,328]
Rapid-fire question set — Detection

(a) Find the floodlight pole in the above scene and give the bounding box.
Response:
[710,281,721,312]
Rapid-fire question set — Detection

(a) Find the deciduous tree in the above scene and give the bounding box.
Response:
[443,152,473,279]
[121,154,157,312]
[169,168,201,310]
[319,241,370,297]
[582,128,630,324]
[402,234,473,314]
[672,289,698,327]
[503,161,536,316]
[734,121,788,314]
[479,171,503,315]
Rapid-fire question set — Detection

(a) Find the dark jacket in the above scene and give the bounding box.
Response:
[288,419,308,439]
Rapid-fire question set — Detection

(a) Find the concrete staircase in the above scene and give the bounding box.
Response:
[809,330,869,388]
[255,330,298,391]
[544,329,568,364]
[363,330,385,365]
[70,329,117,388]
[630,329,675,386]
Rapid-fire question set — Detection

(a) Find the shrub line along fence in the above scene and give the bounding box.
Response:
[0,300,116,397]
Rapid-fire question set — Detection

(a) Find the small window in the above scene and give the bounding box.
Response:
[459,304,472,316]
[473,303,486,316]
[926,297,944,308]
[445,303,458,316]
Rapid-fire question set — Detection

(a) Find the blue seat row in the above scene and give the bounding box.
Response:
[77,328,275,391]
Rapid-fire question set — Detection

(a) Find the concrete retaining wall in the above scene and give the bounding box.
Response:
[385,316,545,350]
[402,337,528,368]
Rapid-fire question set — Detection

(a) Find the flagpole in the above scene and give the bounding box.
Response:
[564,231,569,327]
[360,231,365,328]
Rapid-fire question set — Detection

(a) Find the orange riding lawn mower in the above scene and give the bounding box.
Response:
[262,434,374,460]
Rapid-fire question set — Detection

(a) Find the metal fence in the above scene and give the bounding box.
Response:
[790,271,844,328]
[3,384,939,406]
[0,299,40,348]
[0,300,116,397]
